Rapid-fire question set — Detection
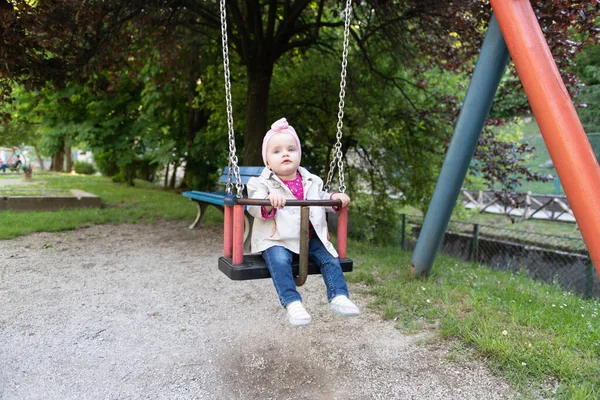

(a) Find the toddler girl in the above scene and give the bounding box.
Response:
[247,118,360,326]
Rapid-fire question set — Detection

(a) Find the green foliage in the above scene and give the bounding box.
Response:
[132,155,158,182]
[349,194,403,245]
[270,45,466,214]
[489,67,530,119]
[574,45,600,134]
[116,154,159,185]
[94,151,120,177]
[73,161,96,175]
[349,63,464,213]
[0,84,44,148]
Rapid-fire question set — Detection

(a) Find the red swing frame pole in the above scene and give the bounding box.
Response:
[337,207,348,258]
[232,204,245,265]
[234,198,347,257]
[223,205,233,258]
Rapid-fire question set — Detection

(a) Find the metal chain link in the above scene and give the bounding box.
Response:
[220,0,244,196]
[324,0,352,193]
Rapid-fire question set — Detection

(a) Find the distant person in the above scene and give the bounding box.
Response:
[11,155,22,170]
[0,157,6,173]
[10,146,22,169]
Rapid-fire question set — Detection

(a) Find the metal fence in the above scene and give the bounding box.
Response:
[400,214,599,299]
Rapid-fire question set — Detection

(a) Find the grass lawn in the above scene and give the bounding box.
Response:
[2,172,599,398]
[348,243,600,399]
[0,171,215,239]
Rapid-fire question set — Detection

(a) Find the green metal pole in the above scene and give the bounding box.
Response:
[411,14,510,276]
[554,176,561,195]
[400,214,406,250]
[585,258,593,299]
[472,224,479,262]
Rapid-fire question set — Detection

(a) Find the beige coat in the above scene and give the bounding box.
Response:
[247,167,338,257]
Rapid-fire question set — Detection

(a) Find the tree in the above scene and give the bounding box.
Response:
[1,0,597,197]
[574,44,600,134]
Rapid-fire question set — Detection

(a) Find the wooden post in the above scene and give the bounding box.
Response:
[295,206,309,286]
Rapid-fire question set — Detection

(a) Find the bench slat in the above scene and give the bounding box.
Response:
[182,191,228,206]
[218,166,264,184]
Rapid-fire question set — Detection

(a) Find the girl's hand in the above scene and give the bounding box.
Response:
[267,193,287,209]
[331,193,351,208]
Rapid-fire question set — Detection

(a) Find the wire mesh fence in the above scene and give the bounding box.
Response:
[400,214,599,299]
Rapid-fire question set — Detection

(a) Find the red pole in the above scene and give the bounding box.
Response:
[232,205,245,265]
[491,0,600,274]
[223,205,233,258]
[337,207,348,258]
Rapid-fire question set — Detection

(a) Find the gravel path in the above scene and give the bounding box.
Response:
[1,221,517,399]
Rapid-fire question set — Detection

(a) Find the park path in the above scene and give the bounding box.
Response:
[1,221,519,399]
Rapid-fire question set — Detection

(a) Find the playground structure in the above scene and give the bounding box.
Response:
[411,1,600,278]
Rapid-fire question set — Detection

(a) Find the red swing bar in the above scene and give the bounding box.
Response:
[223,199,348,265]
[223,205,233,258]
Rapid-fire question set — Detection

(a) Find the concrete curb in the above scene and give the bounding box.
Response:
[0,189,101,212]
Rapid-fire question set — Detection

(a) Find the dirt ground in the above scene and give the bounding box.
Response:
[1,221,520,399]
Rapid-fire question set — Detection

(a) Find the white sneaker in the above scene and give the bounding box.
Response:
[286,301,312,326]
[330,295,360,317]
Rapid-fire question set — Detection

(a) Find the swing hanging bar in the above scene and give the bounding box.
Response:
[216,0,354,284]
[220,0,352,195]
[219,0,243,197]
[325,0,353,193]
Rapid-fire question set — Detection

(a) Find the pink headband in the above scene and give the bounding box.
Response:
[262,118,301,166]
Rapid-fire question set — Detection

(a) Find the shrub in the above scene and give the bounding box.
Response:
[73,161,96,175]
[94,152,119,177]
[349,193,403,245]
[133,156,158,182]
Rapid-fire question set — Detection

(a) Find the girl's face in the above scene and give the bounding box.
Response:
[265,133,301,180]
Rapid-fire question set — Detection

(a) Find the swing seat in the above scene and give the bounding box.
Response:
[218,255,353,281]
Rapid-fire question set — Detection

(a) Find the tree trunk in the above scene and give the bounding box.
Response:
[65,145,73,172]
[169,162,179,189]
[243,66,273,166]
[181,106,209,190]
[34,146,45,170]
[164,163,170,188]
[51,150,65,172]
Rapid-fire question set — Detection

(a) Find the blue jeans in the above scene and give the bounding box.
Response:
[262,236,350,308]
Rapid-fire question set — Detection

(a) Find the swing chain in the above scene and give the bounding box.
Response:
[220,0,244,196]
[325,0,352,194]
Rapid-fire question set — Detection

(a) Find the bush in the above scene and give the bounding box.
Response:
[349,194,403,245]
[73,161,96,175]
[94,152,119,177]
[133,156,158,182]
